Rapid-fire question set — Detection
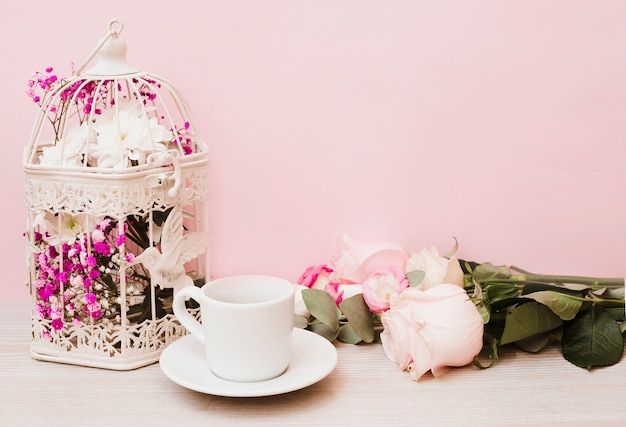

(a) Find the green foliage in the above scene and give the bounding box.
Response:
[562,306,624,370]
[337,324,363,344]
[406,270,425,288]
[301,289,378,344]
[301,289,339,333]
[500,301,562,345]
[339,294,375,343]
[524,291,582,321]
[464,259,625,371]
[514,332,552,353]
[472,263,511,281]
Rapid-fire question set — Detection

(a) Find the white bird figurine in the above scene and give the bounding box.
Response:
[133,206,207,295]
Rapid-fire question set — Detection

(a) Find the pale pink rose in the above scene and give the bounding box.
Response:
[405,247,464,289]
[380,284,484,381]
[329,230,408,284]
[362,267,409,313]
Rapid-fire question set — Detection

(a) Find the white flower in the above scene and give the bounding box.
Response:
[36,211,94,245]
[405,247,464,290]
[39,123,95,167]
[91,99,171,168]
[293,284,311,317]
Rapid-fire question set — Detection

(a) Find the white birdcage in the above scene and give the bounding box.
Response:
[23,19,209,369]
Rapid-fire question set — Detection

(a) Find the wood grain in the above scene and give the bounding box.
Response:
[1,300,625,426]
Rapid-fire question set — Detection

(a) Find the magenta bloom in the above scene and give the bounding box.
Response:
[86,255,97,268]
[93,241,111,256]
[297,265,333,288]
[84,293,97,304]
[324,282,344,305]
[51,318,64,331]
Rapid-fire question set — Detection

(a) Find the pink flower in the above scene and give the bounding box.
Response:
[93,241,111,256]
[329,230,408,284]
[297,265,333,288]
[69,274,84,289]
[380,284,484,381]
[362,266,409,313]
[99,218,112,230]
[91,228,105,243]
[324,282,344,305]
[51,318,64,331]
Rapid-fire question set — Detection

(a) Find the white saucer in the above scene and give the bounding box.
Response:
[159,328,338,397]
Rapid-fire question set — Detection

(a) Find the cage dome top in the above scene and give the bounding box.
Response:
[23,18,208,176]
[79,19,139,77]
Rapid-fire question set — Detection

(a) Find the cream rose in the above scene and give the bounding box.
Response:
[380,284,484,381]
[405,247,464,289]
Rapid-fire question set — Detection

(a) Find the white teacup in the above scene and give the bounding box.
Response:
[173,275,295,382]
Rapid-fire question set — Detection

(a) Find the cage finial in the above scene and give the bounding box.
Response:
[76,18,139,77]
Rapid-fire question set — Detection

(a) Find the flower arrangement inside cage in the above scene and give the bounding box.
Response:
[23,20,209,369]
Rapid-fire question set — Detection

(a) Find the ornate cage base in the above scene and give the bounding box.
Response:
[30,311,199,370]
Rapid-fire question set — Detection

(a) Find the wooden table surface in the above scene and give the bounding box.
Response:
[2,299,625,427]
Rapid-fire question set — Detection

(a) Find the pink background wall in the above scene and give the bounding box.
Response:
[2,1,625,300]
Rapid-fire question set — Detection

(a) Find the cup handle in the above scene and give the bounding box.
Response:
[173,286,204,344]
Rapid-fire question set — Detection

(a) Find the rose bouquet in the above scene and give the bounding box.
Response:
[295,230,625,381]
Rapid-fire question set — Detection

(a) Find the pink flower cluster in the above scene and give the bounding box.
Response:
[32,217,132,337]
[296,231,410,313]
[26,67,58,104]
[296,230,484,381]
[172,121,195,155]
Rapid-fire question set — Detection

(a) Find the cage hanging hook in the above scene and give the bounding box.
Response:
[75,18,125,76]
[108,18,123,37]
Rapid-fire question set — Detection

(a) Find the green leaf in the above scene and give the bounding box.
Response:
[470,281,491,323]
[339,294,375,343]
[406,270,425,288]
[473,263,511,281]
[500,301,562,345]
[302,288,339,332]
[308,322,339,342]
[475,302,490,324]
[485,283,520,303]
[473,334,499,369]
[293,315,308,329]
[514,331,551,353]
[337,324,363,344]
[562,306,624,370]
[524,291,583,321]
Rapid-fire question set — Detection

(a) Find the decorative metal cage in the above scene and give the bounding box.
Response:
[23,19,209,369]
